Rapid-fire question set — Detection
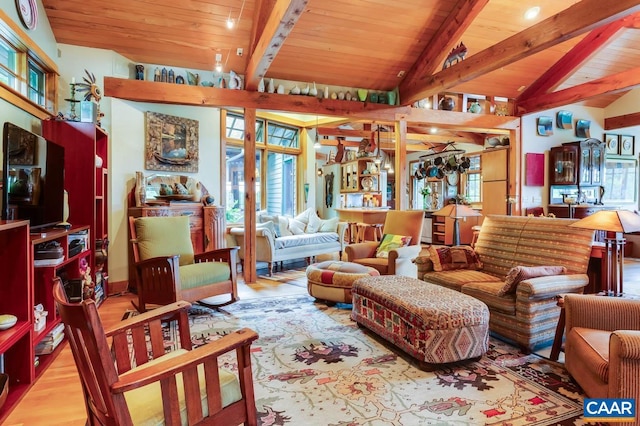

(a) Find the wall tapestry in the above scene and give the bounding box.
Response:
[145,112,199,173]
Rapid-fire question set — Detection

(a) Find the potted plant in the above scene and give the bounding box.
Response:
[420,186,432,210]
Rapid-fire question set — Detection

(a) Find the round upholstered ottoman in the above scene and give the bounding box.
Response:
[306,260,379,304]
[351,275,489,369]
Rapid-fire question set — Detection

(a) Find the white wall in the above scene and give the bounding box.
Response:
[520,106,606,211]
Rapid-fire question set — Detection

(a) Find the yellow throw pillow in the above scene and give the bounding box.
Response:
[427,245,482,272]
[375,234,412,258]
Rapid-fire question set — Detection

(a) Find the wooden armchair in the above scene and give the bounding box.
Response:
[564,294,640,401]
[345,210,424,276]
[129,215,239,312]
[53,281,258,426]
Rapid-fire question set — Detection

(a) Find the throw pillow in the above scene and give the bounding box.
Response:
[294,208,314,225]
[288,218,307,235]
[428,245,482,272]
[256,221,277,237]
[318,217,339,233]
[305,211,323,234]
[375,234,412,258]
[499,265,567,296]
[278,216,293,237]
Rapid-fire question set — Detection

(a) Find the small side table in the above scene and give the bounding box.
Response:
[550,295,565,361]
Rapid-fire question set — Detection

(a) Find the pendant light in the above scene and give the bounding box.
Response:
[313,115,321,149]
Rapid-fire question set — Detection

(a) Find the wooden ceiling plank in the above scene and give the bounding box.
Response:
[399,0,640,105]
[517,17,628,102]
[399,0,489,97]
[517,66,640,114]
[244,0,309,90]
[605,112,640,129]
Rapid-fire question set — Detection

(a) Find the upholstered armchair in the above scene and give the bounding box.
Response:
[52,281,259,426]
[345,210,424,276]
[129,215,239,312]
[564,294,640,401]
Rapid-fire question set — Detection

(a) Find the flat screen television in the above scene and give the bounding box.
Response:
[1,122,65,230]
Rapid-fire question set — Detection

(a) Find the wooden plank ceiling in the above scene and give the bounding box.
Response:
[43,0,640,138]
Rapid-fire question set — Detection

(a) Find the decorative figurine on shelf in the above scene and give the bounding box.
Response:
[64,78,79,120]
[135,64,144,80]
[80,258,96,301]
[74,69,105,126]
[442,42,467,69]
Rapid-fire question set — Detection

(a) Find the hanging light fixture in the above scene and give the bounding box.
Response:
[214,53,223,73]
[314,115,321,149]
[374,126,382,165]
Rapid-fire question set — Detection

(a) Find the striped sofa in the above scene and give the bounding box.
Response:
[414,215,595,351]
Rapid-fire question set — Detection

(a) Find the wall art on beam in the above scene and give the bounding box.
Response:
[575,119,591,138]
[145,112,199,173]
[536,116,553,136]
[556,110,573,129]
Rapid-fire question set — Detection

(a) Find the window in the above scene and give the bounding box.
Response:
[223,111,301,223]
[463,155,481,203]
[0,19,58,115]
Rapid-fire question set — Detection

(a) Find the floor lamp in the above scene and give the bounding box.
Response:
[569,210,640,296]
[433,203,482,246]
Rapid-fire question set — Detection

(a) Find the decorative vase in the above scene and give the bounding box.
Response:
[257,78,265,92]
[423,195,430,210]
[324,86,329,99]
[192,181,202,202]
[95,154,103,168]
[388,90,397,105]
[135,171,146,207]
[309,82,318,96]
[267,78,275,93]
[357,89,368,102]
[439,96,455,111]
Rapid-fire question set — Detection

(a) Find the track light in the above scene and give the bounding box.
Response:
[226,17,235,29]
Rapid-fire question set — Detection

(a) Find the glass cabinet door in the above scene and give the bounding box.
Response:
[579,147,591,185]
[591,145,603,185]
[550,146,577,185]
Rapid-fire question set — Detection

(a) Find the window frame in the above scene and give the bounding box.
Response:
[221,110,304,224]
[0,11,58,118]
[461,154,482,203]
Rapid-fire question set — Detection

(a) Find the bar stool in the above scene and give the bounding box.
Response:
[470,225,482,248]
[356,223,384,243]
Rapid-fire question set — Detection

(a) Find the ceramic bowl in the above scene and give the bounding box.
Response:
[0,314,17,330]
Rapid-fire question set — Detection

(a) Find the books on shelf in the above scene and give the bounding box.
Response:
[34,257,64,267]
[35,322,65,355]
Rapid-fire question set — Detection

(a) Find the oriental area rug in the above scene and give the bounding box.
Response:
[128,295,590,426]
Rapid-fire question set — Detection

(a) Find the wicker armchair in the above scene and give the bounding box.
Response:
[564,294,640,401]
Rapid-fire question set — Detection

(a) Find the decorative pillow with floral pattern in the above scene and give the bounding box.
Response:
[375,234,412,258]
[427,245,482,272]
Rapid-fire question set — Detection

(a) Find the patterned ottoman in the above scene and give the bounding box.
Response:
[306,260,380,304]
[351,275,489,368]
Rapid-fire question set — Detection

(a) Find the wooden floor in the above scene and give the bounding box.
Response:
[4,255,640,425]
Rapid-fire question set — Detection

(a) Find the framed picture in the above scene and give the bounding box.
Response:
[620,135,635,156]
[145,112,199,173]
[556,110,573,129]
[536,116,553,136]
[604,133,619,155]
[575,119,591,138]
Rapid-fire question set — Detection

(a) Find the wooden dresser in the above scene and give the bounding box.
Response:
[127,203,226,290]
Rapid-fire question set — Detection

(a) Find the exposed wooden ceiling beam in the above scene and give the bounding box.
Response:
[517,66,640,114]
[244,0,308,90]
[104,77,411,121]
[400,0,640,105]
[317,139,440,153]
[605,112,640,130]
[516,16,628,102]
[399,0,489,99]
[400,108,519,132]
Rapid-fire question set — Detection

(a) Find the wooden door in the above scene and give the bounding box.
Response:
[482,180,507,216]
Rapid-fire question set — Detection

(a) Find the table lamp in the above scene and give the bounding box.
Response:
[433,203,482,246]
[569,210,640,296]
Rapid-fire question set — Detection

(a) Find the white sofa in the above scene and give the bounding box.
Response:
[228,209,347,275]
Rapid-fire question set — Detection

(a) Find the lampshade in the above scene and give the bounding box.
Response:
[433,203,482,219]
[569,210,640,233]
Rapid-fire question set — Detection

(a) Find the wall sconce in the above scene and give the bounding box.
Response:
[317,168,323,177]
